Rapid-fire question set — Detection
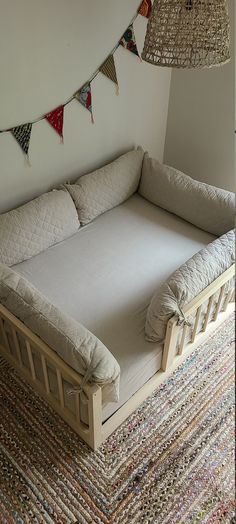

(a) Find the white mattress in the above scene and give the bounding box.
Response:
[14,194,215,420]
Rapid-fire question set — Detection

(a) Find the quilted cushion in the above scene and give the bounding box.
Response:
[145,230,235,343]
[139,154,235,236]
[0,263,120,402]
[0,190,80,266]
[65,149,144,225]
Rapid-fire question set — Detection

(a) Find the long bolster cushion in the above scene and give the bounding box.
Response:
[65,148,144,225]
[0,190,80,267]
[0,264,120,403]
[145,230,235,343]
[139,154,235,236]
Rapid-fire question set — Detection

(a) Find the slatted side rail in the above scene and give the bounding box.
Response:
[162,265,235,370]
[0,305,103,449]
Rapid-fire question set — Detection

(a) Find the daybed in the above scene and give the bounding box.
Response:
[0,148,235,450]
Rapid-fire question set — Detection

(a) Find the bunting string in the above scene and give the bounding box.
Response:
[0,0,152,159]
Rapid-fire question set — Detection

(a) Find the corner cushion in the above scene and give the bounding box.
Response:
[65,148,144,225]
[0,190,80,267]
[139,154,235,236]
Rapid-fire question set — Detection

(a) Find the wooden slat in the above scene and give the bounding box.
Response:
[88,388,103,450]
[0,317,11,353]
[222,289,234,312]
[213,284,226,321]
[161,317,180,371]
[182,265,235,318]
[191,305,202,343]
[26,340,36,381]
[56,369,65,409]
[202,296,214,332]
[41,354,50,394]
[178,324,188,355]
[0,342,92,447]
[0,305,98,397]
[75,393,81,423]
[11,327,23,367]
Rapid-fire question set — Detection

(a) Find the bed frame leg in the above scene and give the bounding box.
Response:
[88,387,103,451]
[161,317,180,372]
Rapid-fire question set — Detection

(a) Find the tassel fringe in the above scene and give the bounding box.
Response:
[24,154,31,168]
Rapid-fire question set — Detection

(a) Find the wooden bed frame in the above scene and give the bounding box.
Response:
[0,264,234,450]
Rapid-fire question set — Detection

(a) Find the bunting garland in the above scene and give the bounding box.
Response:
[99,55,119,94]
[119,25,140,58]
[1,1,152,161]
[74,83,94,123]
[46,105,64,142]
[138,0,152,18]
[11,124,32,157]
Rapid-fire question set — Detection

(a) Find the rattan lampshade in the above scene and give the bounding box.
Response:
[142,0,230,69]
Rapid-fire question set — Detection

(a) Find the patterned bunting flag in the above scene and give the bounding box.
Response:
[138,0,152,18]
[11,123,32,157]
[120,25,140,59]
[74,83,94,123]
[99,55,119,94]
[46,105,64,142]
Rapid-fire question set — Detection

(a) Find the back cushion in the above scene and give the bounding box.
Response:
[139,154,235,236]
[0,190,80,266]
[65,149,144,225]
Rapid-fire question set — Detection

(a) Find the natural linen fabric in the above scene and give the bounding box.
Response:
[0,264,120,403]
[14,194,214,420]
[0,190,80,267]
[146,230,235,343]
[65,149,144,225]
[139,154,235,236]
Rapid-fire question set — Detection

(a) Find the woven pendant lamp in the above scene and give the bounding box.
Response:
[142,0,230,69]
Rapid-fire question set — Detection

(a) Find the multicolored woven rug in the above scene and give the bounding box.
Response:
[0,316,235,524]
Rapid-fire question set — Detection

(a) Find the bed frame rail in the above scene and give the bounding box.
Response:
[0,264,234,450]
[0,307,102,450]
[162,265,235,371]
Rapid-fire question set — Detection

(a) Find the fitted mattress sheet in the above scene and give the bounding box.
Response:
[14,194,215,419]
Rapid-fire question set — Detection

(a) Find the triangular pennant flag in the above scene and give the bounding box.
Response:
[74,83,94,122]
[11,123,32,157]
[46,105,64,142]
[119,25,140,58]
[138,0,152,18]
[99,55,119,94]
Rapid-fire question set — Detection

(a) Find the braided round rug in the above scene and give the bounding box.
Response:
[0,315,235,524]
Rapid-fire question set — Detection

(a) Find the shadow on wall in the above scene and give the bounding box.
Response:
[164,0,235,192]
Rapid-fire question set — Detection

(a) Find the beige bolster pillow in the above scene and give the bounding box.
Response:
[139,154,235,236]
[0,264,120,402]
[65,148,145,225]
[0,190,80,267]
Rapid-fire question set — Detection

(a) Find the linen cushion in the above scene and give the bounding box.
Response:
[0,190,80,266]
[145,230,235,343]
[14,194,214,420]
[139,154,235,236]
[0,264,120,402]
[65,149,144,225]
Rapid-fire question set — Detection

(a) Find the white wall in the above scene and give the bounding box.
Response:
[0,0,171,213]
[164,0,235,192]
